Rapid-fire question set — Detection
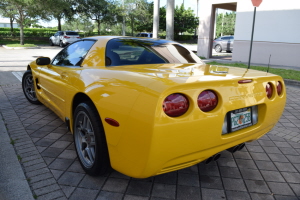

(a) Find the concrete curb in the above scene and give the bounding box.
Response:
[202,58,300,71]
[2,45,41,50]
[284,79,300,87]
[0,113,34,200]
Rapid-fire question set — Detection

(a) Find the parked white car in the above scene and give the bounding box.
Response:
[49,31,81,47]
[136,32,153,38]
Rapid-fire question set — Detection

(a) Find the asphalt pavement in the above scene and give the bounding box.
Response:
[0,45,300,200]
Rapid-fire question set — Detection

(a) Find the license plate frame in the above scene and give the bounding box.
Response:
[228,107,253,132]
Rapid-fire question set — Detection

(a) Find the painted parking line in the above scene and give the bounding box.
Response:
[12,71,24,82]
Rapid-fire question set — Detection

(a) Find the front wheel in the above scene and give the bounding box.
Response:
[73,101,111,176]
[22,70,41,105]
[214,45,222,53]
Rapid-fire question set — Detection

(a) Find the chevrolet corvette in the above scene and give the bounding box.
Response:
[22,36,286,178]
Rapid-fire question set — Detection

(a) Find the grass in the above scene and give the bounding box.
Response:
[17,155,22,161]
[5,43,38,47]
[207,61,300,81]
[10,139,15,145]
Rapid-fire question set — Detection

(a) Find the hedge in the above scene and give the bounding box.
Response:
[0,27,57,37]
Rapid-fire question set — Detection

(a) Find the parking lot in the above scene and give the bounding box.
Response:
[0,46,300,200]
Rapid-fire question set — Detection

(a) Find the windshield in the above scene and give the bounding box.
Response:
[105,38,203,67]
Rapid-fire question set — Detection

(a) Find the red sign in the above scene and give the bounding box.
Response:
[251,0,262,7]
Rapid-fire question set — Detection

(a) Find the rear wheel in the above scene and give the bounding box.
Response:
[215,45,222,53]
[49,39,54,46]
[22,70,41,105]
[59,41,64,47]
[73,101,111,176]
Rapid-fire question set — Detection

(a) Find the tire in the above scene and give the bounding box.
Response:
[49,39,54,46]
[215,45,222,53]
[59,41,64,47]
[73,101,111,176]
[22,70,41,105]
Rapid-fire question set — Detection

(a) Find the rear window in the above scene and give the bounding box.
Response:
[105,38,203,67]
[65,32,78,35]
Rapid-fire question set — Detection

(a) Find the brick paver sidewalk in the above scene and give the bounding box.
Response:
[0,83,299,200]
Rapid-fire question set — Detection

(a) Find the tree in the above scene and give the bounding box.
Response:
[174,4,198,36]
[62,17,94,36]
[215,12,236,37]
[1,0,49,45]
[0,1,17,36]
[122,0,153,35]
[46,0,76,31]
[159,4,198,36]
[76,0,119,35]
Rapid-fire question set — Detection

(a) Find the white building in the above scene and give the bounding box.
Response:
[197,0,300,67]
[0,18,19,28]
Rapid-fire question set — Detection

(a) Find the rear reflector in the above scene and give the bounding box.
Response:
[238,79,253,84]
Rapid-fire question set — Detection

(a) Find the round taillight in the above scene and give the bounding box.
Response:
[277,81,283,96]
[266,82,273,99]
[198,90,218,112]
[163,93,189,117]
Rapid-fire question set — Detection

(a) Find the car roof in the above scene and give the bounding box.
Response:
[86,36,170,44]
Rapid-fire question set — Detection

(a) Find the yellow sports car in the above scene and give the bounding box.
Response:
[22,36,286,178]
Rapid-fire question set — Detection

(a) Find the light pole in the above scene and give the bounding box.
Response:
[247,0,263,69]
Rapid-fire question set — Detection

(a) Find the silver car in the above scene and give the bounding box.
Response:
[213,35,234,53]
[49,31,81,47]
[136,32,153,38]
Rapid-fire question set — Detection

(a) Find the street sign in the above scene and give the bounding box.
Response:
[251,0,262,7]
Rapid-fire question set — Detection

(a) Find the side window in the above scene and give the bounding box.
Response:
[54,32,59,36]
[59,32,64,36]
[52,40,96,67]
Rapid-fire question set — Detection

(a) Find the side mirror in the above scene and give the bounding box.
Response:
[36,57,51,65]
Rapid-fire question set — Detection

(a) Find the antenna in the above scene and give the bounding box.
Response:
[267,54,271,73]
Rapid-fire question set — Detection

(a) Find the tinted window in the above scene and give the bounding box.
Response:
[105,38,203,67]
[222,37,230,40]
[66,31,79,35]
[52,40,95,66]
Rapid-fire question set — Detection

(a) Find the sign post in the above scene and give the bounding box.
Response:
[247,0,262,69]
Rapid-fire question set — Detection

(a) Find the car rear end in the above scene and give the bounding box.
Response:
[62,31,81,45]
[149,72,285,176]
[109,65,286,178]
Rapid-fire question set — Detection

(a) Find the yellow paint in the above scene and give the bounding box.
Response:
[28,36,286,178]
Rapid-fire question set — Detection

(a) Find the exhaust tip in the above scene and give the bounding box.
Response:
[205,156,213,164]
[227,143,246,153]
[238,143,245,151]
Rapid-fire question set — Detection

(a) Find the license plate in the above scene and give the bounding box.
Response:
[229,107,252,132]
